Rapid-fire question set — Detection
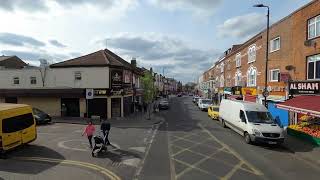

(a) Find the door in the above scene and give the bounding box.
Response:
[20,113,36,144]
[238,110,247,135]
[111,98,121,118]
[88,98,107,118]
[1,116,22,150]
[123,97,132,117]
[61,98,80,117]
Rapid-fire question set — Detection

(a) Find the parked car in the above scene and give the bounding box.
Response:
[193,96,199,103]
[33,107,52,124]
[208,105,219,120]
[198,99,212,111]
[159,100,169,110]
[189,93,193,96]
[177,93,182,97]
[196,98,203,106]
[219,99,285,145]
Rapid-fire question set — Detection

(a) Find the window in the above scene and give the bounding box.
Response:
[307,54,320,80]
[2,113,34,133]
[235,53,241,67]
[74,71,81,80]
[270,69,280,82]
[248,45,256,63]
[235,71,242,86]
[220,75,224,87]
[220,63,224,73]
[240,110,246,123]
[270,37,280,52]
[30,77,37,84]
[13,77,19,85]
[247,66,257,87]
[308,15,320,39]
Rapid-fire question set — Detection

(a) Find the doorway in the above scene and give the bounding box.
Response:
[61,98,80,117]
[111,98,121,118]
[5,97,17,103]
[88,98,107,118]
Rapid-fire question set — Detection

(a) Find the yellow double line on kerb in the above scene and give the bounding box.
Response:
[13,156,121,180]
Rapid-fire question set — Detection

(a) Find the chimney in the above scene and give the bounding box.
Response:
[131,57,137,67]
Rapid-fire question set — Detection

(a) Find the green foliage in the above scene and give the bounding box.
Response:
[141,71,155,104]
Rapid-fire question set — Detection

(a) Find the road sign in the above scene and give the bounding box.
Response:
[86,89,94,99]
[263,90,270,97]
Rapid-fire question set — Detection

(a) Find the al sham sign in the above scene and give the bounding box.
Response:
[289,81,320,95]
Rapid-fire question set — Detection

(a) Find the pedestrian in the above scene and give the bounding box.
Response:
[100,119,111,145]
[82,120,95,148]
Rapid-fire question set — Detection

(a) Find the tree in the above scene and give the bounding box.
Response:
[141,70,155,119]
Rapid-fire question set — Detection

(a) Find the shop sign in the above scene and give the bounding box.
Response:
[289,81,320,95]
[241,87,257,96]
[94,89,108,96]
[86,89,94,99]
[224,87,232,95]
[124,88,134,96]
[123,70,132,84]
[111,69,123,89]
[232,86,242,95]
[110,89,123,96]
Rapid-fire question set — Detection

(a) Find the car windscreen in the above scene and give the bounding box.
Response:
[246,111,275,124]
[201,100,212,104]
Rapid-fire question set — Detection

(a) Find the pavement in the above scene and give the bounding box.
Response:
[138,96,320,180]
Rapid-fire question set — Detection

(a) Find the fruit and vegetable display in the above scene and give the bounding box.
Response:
[288,115,320,138]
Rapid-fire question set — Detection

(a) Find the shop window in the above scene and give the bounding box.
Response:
[235,53,241,68]
[307,54,320,80]
[13,77,19,85]
[247,66,257,87]
[269,69,280,82]
[270,37,280,52]
[308,15,320,40]
[248,45,256,63]
[30,77,37,84]
[74,71,81,80]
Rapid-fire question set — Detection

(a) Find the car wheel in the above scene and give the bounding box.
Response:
[244,132,252,144]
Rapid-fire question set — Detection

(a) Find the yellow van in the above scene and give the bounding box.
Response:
[0,103,37,153]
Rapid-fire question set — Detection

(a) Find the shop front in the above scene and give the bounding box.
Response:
[276,81,320,146]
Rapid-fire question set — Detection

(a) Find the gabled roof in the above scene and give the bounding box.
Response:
[50,49,132,69]
[0,55,28,69]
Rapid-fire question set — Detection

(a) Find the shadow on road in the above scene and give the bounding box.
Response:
[95,148,141,163]
[0,145,65,175]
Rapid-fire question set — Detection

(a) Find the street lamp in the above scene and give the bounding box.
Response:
[253,3,270,108]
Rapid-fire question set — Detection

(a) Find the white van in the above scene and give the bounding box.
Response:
[219,99,285,145]
[198,99,212,111]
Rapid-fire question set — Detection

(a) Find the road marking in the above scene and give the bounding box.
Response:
[57,139,120,152]
[167,123,177,180]
[129,147,146,153]
[221,162,243,180]
[13,156,121,180]
[122,158,141,167]
[198,123,263,176]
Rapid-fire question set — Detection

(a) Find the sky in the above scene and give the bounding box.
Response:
[0,0,312,83]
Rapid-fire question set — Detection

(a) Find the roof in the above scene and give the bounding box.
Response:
[0,55,28,69]
[50,49,132,69]
[276,95,320,117]
[0,103,30,111]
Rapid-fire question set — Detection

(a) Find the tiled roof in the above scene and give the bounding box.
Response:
[0,55,27,68]
[0,56,13,61]
[50,49,132,69]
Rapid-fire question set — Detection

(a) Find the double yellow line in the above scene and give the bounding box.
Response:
[13,156,121,180]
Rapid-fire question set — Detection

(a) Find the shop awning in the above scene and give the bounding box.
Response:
[276,96,320,117]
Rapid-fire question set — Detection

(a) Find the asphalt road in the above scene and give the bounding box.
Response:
[140,96,320,180]
[0,116,163,180]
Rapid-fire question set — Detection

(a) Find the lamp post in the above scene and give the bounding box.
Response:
[254,4,269,107]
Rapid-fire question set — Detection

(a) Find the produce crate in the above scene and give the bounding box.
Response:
[287,128,320,146]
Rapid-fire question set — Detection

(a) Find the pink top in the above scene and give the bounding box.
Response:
[83,125,95,136]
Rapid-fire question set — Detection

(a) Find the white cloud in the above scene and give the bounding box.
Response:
[100,32,219,83]
[148,0,223,17]
[217,13,266,39]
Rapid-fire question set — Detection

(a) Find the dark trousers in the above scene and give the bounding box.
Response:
[87,135,93,148]
[103,131,110,145]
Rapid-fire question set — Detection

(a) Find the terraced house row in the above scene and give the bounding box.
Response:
[199,0,320,107]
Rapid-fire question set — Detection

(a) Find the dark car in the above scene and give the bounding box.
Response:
[177,93,182,97]
[159,100,169,110]
[33,108,52,124]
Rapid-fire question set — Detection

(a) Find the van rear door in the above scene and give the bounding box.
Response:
[2,117,22,150]
[20,113,36,144]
